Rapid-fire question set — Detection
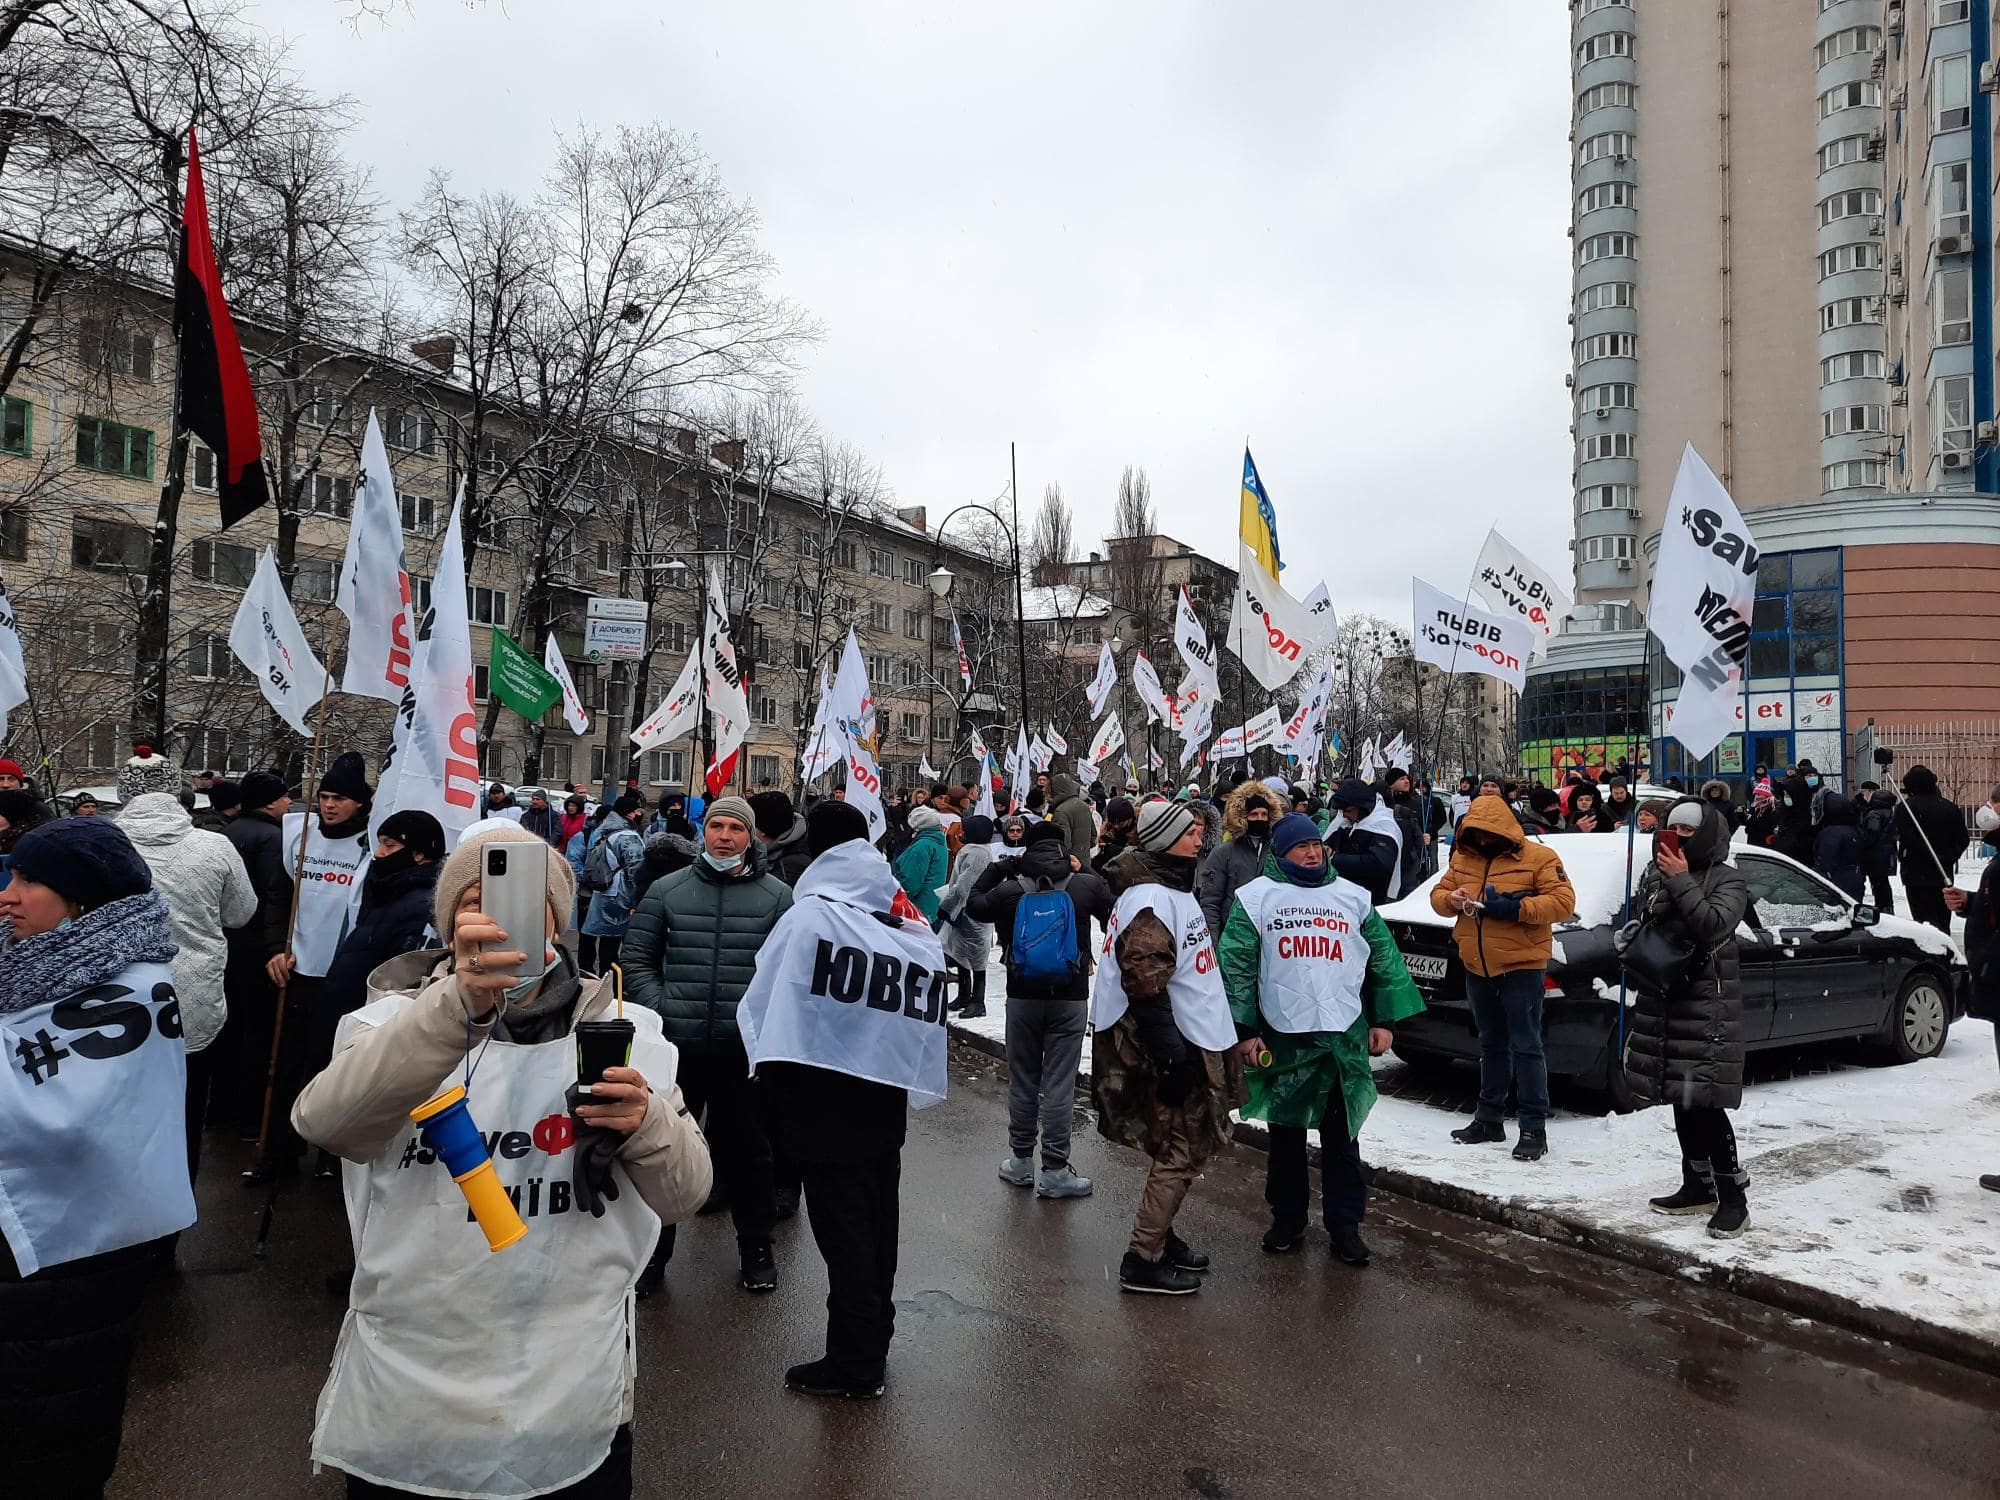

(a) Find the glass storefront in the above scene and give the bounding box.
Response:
[1518,664,1648,784]
[1649,547,1845,791]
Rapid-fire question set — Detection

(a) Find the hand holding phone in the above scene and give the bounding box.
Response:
[477,841,550,987]
[1657,828,1682,859]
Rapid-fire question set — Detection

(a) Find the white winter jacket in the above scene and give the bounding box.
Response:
[118,793,257,1051]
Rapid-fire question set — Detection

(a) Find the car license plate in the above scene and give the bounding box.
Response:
[1406,953,1449,981]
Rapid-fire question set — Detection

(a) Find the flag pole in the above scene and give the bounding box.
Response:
[253,648,334,1258]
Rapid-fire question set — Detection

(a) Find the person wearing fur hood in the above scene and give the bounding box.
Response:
[1195,779,1284,940]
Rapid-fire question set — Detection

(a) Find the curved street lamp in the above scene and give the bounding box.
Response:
[928,499,1030,740]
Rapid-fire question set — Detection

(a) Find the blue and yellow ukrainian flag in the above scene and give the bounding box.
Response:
[1239,447,1282,575]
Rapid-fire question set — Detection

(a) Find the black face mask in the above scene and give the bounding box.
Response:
[1246,817,1271,839]
[372,846,422,880]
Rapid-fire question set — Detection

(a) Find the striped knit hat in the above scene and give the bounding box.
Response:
[1135,798,1197,853]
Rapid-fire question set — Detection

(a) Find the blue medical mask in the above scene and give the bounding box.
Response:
[701,849,744,873]
[1805,775,1820,788]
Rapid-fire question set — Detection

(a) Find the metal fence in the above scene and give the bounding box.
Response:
[1854,720,2000,805]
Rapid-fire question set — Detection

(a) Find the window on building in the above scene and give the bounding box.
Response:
[384,407,438,455]
[68,516,147,572]
[1579,432,1634,463]
[868,600,892,631]
[796,528,820,558]
[0,511,25,562]
[1819,80,1883,118]
[539,743,572,783]
[1579,382,1635,411]
[1822,404,1886,437]
[1576,131,1635,167]
[661,620,689,654]
[1578,535,1637,564]
[1577,32,1633,65]
[470,586,508,626]
[900,658,923,688]
[1818,242,1884,278]
[1936,374,1974,454]
[1934,160,1971,239]
[750,690,778,727]
[293,558,338,602]
[901,608,927,641]
[190,535,254,586]
[185,631,250,683]
[1818,188,1882,227]
[410,573,433,615]
[472,663,490,703]
[1578,483,1636,511]
[1820,349,1886,383]
[792,638,815,670]
[478,433,510,476]
[400,491,436,535]
[1933,53,1971,131]
[1576,332,1635,361]
[749,754,780,786]
[868,548,893,577]
[77,317,155,381]
[1576,281,1635,315]
[1577,182,1634,215]
[1817,135,1873,174]
[298,383,349,432]
[1822,459,1886,490]
[869,652,894,682]
[757,574,786,608]
[1936,0,1971,21]
[305,471,353,518]
[1578,0,1631,12]
[476,740,504,779]
[1576,81,1634,115]
[0,396,28,456]
[834,592,856,618]
[1819,296,1878,331]
[901,557,926,587]
[1578,232,1637,264]
[188,442,220,492]
[73,416,153,479]
[1936,266,1972,343]
[1815,26,1881,66]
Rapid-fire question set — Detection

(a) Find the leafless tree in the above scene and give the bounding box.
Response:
[1026,481,1073,580]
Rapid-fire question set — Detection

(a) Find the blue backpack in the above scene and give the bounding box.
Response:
[1010,876,1080,983]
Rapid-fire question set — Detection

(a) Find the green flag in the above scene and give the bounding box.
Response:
[489,631,563,720]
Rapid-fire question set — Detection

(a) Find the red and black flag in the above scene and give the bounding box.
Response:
[174,127,269,528]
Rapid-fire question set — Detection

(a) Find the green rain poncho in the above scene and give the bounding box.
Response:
[1217,847,1425,1136]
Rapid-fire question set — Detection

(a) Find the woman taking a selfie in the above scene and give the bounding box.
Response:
[293,826,712,1499]
[1621,798,1752,1240]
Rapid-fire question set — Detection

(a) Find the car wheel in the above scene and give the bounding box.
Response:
[1883,971,1951,1063]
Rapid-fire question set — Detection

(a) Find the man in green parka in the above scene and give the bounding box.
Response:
[1219,812,1424,1267]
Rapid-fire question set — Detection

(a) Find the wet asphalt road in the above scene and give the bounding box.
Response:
[114,1041,2000,1500]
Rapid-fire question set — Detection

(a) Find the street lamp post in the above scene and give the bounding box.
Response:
[927,498,1030,733]
[927,563,954,784]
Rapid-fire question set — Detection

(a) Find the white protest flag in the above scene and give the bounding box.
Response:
[1010,724,1032,813]
[1243,704,1285,752]
[1173,585,1218,691]
[228,547,328,736]
[1087,712,1126,766]
[544,634,589,735]
[951,614,972,692]
[1085,639,1117,716]
[631,648,701,752]
[372,485,479,848]
[919,755,941,781]
[1652,443,1760,758]
[1282,659,1335,761]
[842,733,886,843]
[701,562,752,794]
[1471,528,1571,661]
[967,724,991,766]
[1411,576,1532,695]
[1210,722,1247,762]
[0,567,29,741]
[1043,722,1068,755]
[973,754,997,821]
[337,411,414,704]
[1227,544,1335,691]
[1029,731,1051,772]
[1148,743,1165,776]
[829,628,879,755]
[1130,649,1169,725]
[1382,730,1409,767]
[801,666,841,782]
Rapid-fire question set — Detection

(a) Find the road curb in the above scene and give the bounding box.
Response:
[945,1025,2000,1380]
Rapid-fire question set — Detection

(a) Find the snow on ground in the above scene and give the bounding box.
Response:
[956,951,2000,1347]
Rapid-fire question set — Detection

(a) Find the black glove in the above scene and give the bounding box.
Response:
[1481,885,1524,923]
[564,1082,623,1218]
[1155,1053,1201,1106]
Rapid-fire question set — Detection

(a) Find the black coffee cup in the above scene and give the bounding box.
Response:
[575,1019,635,1090]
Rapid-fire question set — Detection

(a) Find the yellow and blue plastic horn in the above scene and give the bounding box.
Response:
[410,1084,528,1252]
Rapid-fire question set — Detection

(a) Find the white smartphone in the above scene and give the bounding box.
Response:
[478,841,550,985]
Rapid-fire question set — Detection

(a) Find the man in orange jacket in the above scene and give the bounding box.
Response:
[1430,795,1577,1161]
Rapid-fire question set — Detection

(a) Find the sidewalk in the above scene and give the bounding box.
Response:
[949,976,2000,1375]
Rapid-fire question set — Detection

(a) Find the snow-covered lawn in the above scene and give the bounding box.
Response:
[956,952,2000,1350]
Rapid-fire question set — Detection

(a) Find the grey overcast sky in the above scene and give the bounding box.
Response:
[261,0,1575,628]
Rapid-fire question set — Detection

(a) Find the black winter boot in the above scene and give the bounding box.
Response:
[1118,1250,1201,1295]
[1650,1159,1718,1216]
[1512,1130,1548,1162]
[1706,1171,1751,1239]
[1164,1231,1210,1273]
[1451,1120,1506,1145]
[1330,1224,1371,1267]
